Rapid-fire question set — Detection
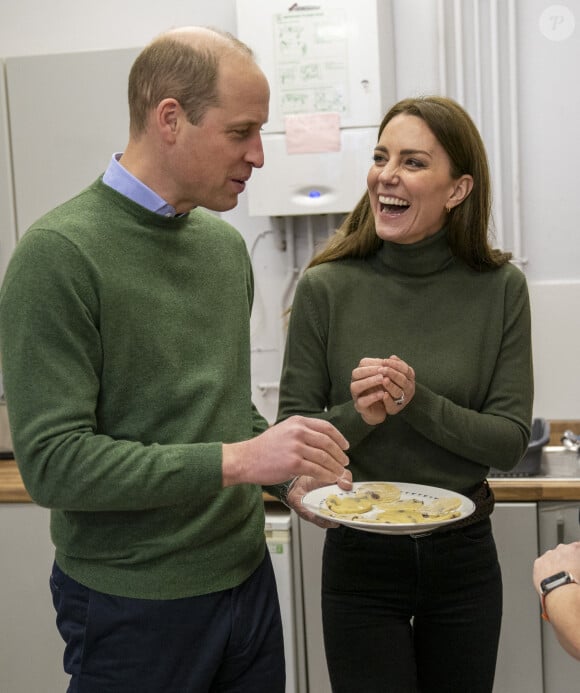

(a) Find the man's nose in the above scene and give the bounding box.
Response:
[247,134,265,168]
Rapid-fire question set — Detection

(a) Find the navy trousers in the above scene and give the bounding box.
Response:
[322,518,502,693]
[49,552,285,693]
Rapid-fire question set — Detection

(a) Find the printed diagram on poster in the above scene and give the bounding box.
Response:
[274,8,350,118]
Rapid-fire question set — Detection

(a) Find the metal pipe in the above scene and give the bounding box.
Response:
[489,0,504,248]
[437,0,447,93]
[326,213,336,237]
[280,214,300,331]
[508,0,525,265]
[257,381,280,395]
[472,0,483,129]
[453,0,464,103]
[281,215,298,310]
[304,215,315,270]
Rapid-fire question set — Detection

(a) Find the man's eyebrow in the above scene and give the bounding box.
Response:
[227,118,265,128]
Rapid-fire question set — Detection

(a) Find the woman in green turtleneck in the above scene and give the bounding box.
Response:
[276,96,533,693]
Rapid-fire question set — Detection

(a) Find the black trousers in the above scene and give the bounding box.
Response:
[49,552,285,693]
[322,519,502,693]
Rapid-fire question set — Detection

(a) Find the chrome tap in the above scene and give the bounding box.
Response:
[560,429,580,453]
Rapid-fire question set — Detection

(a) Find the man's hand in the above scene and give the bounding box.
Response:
[222,415,350,487]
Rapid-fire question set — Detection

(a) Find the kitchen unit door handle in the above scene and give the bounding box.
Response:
[556,518,565,544]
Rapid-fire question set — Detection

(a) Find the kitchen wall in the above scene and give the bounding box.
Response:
[0,0,578,421]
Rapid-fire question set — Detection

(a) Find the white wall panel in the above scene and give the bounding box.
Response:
[0,0,237,58]
[529,280,580,420]
[517,0,580,282]
[0,62,17,282]
[6,48,139,237]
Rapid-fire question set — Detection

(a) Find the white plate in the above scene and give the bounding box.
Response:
[302,481,476,535]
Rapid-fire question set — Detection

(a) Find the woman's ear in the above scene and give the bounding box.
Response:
[447,174,474,210]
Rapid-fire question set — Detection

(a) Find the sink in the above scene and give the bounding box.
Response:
[540,446,580,478]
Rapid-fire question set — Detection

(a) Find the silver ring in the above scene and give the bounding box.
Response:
[394,393,405,406]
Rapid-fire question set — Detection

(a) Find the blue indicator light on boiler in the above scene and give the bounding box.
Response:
[308,190,322,198]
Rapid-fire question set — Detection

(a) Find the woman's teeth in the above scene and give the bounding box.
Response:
[379,196,410,213]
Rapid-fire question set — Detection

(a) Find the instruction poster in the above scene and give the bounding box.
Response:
[273,7,350,116]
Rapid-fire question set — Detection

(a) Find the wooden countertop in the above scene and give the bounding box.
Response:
[489,477,580,502]
[0,460,32,502]
[2,458,580,504]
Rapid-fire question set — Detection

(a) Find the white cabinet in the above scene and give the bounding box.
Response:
[266,506,304,693]
[0,504,68,692]
[296,517,330,693]
[491,503,543,693]
[538,501,580,693]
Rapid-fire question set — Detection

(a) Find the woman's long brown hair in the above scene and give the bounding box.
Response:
[309,95,511,272]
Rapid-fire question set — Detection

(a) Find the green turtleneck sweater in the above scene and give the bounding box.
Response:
[0,178,268,599]
[277,228,533,491]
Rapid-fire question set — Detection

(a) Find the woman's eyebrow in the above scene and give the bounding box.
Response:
[374,145,432,158]
[400,148,432,157]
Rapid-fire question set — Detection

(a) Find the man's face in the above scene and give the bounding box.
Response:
[171,56,270,213]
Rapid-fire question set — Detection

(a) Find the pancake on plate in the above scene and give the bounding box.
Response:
[322,482,462,525]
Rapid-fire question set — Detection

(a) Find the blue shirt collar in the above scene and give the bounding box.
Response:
[102,153,179,218]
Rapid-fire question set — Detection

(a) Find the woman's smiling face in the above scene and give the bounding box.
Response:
[367,113,469,245]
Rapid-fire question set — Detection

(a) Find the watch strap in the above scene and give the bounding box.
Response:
[540,571,577,622]
[278,476,300,508]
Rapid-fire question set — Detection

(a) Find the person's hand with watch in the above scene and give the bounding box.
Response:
[533,541,580,660]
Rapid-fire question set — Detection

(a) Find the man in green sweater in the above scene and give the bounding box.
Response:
[0,27,350,693]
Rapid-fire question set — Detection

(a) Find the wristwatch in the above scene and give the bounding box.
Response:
[278,476,300,508]
[540,570,577,621]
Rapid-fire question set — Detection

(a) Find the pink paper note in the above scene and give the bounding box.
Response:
[285,112,341,154]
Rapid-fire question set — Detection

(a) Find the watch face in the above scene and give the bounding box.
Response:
[541,571,572,594]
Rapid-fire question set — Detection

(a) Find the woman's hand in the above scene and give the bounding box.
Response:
[286,474,353,529]
[350,355,415,425]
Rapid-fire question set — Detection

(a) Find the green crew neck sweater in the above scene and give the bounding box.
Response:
[278,227,533,491]
[0,178,268,599]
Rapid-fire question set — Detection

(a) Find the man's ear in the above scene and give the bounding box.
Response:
[156,98,180,142]
[447,174,474,210]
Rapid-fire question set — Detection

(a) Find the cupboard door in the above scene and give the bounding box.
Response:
[0,503,68,692]
[492,502,543,693]
[538,502,580,693]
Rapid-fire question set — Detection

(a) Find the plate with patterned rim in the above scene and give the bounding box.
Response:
[302,481,476,535]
